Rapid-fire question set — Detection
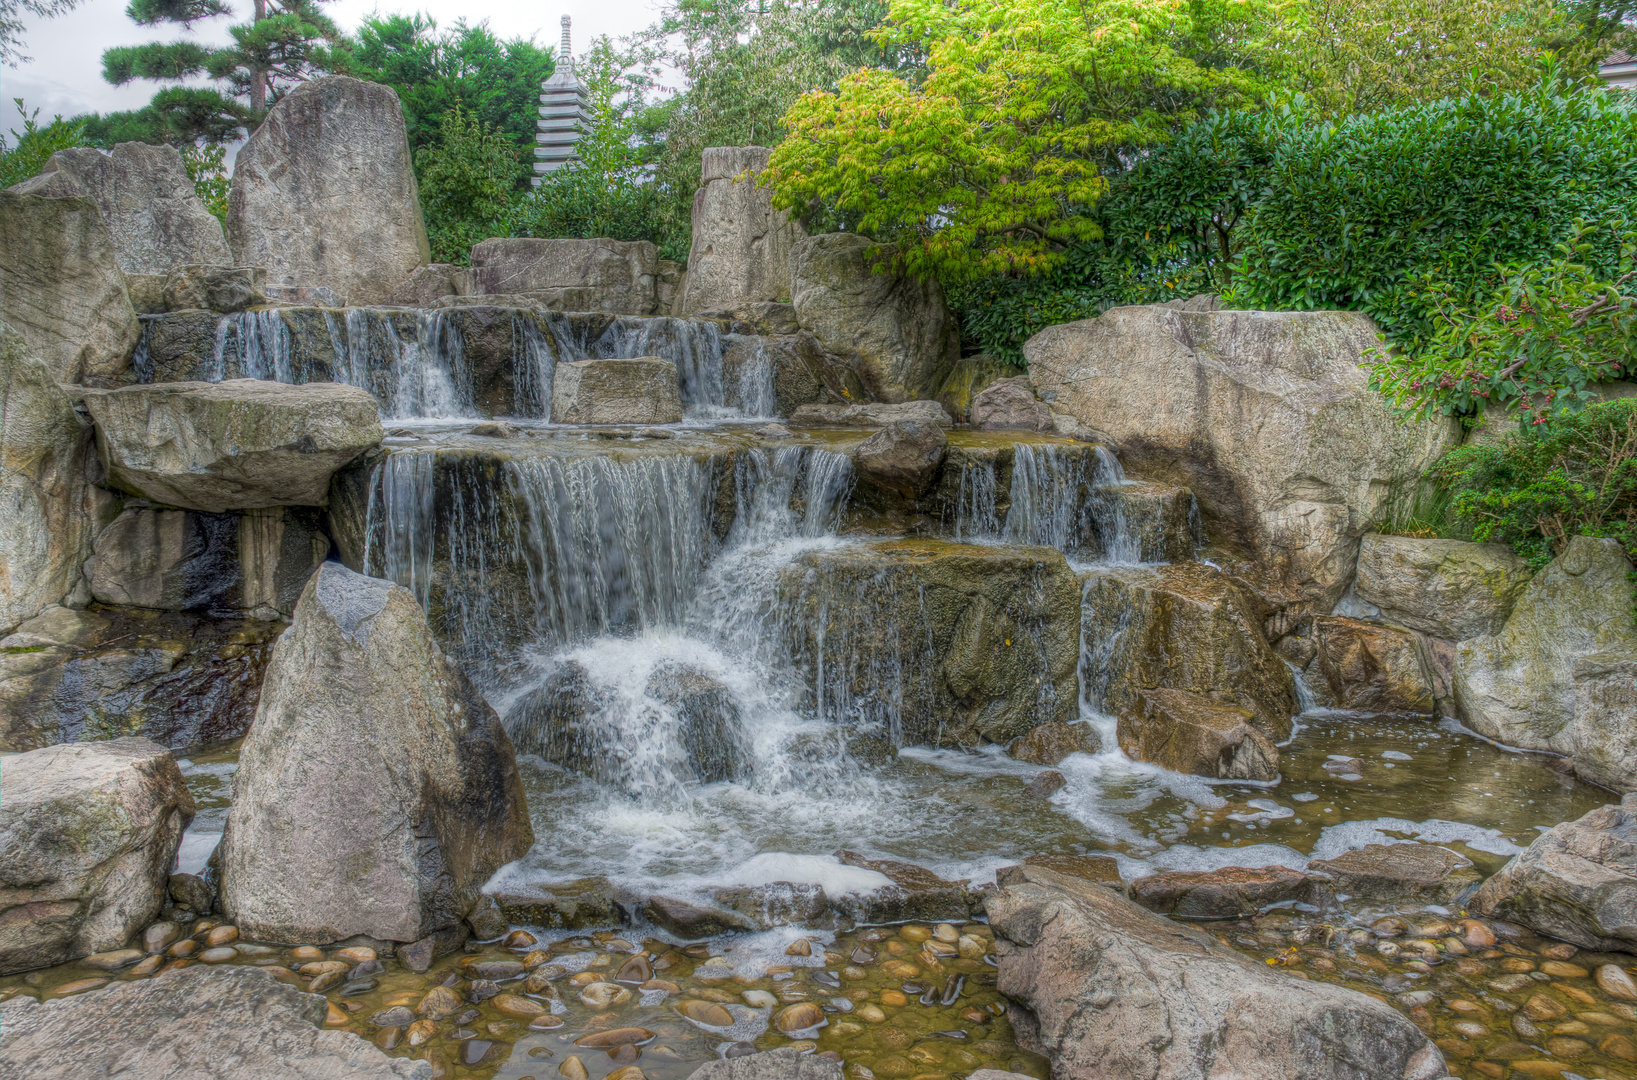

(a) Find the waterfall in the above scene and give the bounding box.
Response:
[734,339,779,420]
[212,309,294,383]
[512,315,556,420]
[950,460,1000,542]
[548,313,729,415]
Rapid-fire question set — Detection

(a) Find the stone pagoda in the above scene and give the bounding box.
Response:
[533,16,594,185]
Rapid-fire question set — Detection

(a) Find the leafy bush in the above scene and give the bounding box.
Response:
[0,99,85,188]
[1435,398,1637,569]
[1366,221,1637,424]
[180,142,230,222]
[414,106,524,264]
[1226,79,1637,356]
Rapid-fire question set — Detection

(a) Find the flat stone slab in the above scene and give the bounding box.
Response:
[0,963,430,1079]
[82,379,382,513]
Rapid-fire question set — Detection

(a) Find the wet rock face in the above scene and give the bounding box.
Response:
[90,505,328,616]
[1306,842,1480,904]
[790,233,960,404]
[1353,535,1534,641]
[0,324,98,636]
[1456,536,1637,774]
[219,562,533,945]
[12,143,230,275]
[679,147,805,315]
[0,606,282,753]
[988,864,1446,1080]
[1026,306,1458,605]
[162,264,265,313]
[0,963,431,1079]
[1474,793,1637,954]
[0,737,194,975]
[789,400,953,428]
[779,540,1081,747]
[644,894,757,938]
[971,376,1053,433]
[1308,616,1434,715]
[1116,688,1280,781]
[851,419,948,504]
[719,332,865,417]
[468,237,661,315]
[1079,562,1296,741]
[646,660,749,784]
[0,192,141,385]
[83,379,383,513]
[551,357,684,425]
[228,76,430,305]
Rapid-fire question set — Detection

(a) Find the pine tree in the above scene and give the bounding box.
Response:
[97,0,351,144]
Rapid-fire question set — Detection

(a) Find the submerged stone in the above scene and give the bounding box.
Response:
[1306,843,1480,904]
[1117,688,1280,782]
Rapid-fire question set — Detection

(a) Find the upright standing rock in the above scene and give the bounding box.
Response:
[228,76,429,305]
[0,738,194,975]
[0,324,98,635]
[11,143,230,274]
[220,562,533,944]
[0,193,139,384]
[790,233,959,403]
[678,147,805,315]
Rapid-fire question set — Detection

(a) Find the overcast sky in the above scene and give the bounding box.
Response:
[1,0,662,138]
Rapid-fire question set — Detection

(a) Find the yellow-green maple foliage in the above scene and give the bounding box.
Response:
[765,0,1294,280]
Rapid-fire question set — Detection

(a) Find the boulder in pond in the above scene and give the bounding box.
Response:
[0,192,140,384]
[551,357,683,425]
[1008,720,1102,765]
[1116,688,1280,782]
[0,737,194,975]
[972,375,1053,433]
[228,76,430,305]
[1473,793,1636,954]
[678,147,804,314]
[1306,843,1480,904]
[11,142,230,274]
[790,233,959,403]
[1571,654,1637,793]
[1308,616,1434,715]
[0,963,430,1078]
[1130,865,1309,918]
[468,237,660,315]
[1079,562,1296,740]
[0,324,99,635]
[988,863,1447,1080]
[219,562,533,945]
[1353,535,1533,641]
[1026,307,1458,605]
[82,379,383,513]
[644,894,756,939]
[1455,536,1637,767]
[851,419,947,504]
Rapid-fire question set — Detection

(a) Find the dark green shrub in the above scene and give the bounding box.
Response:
[414,106,524,265]
[1435,398,1637,568]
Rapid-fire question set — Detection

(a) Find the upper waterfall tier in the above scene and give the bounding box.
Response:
[133,306,779,423]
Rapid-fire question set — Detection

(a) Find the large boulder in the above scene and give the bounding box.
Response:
[82,379,383,513]
[550,357,683,424]
[0,192,139,384]
[1026,307,1458,605]
[0,325,99,635]
[851,419,948,504]
[0,963,431,1079]
[1079,563,1297,741]
[779,540,1081,746]
[219,562,533,944]
[0,605,280,752]
[0,738,194,975]
[12,142,230,274]
[972,375,1053,432]
[1572,654,1637,792]
[1308,615,1434,715]
[678,146,804,314]
[988,864,1447,1080]
[1455,536,1637,768]
[1116,688,1280,781]
[1352,535,1533,640]
[227,76,430,305]
[790,233,959,403]
[89,505,328,616]
[1473,793,1636,954]
[468,237,660,315]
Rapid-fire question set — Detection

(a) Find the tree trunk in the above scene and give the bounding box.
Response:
[249,0,268,113]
